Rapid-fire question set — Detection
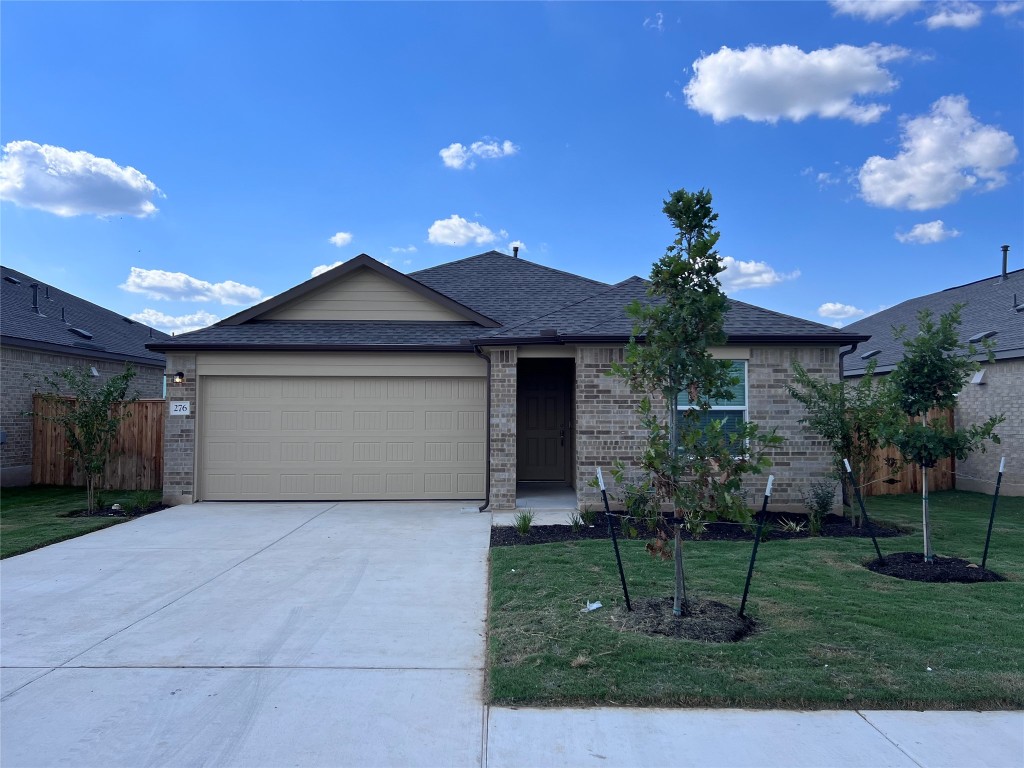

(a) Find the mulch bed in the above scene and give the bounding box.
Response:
[866,552,1005,583]
[491,510,906,547]
[613,596,755,643]
[65,504,168,519]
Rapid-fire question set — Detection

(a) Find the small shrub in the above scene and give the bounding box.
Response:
[93,491,107,511]
[514,509,534,536]
[804,479,837,536]
[568,512,584,533]
[777,518,807,534]
[580,505,597,526]
[126,490,160,514]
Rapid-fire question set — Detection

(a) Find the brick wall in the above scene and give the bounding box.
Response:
[488,347,518,510]
[572,344,839,513]
[956,358,1023,496]
[1,345,163,487]
[162,353,197,505]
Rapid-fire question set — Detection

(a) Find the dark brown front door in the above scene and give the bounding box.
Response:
[517,366,570,481]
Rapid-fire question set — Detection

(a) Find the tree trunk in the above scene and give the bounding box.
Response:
[921,411,932,563]
[673,523,687,616]
[86,475,96,513]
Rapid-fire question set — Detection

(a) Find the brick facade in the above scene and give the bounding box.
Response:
[956,358,1023,496]
[161,353,198,505]
[487,347,518,510]
[1,345,164,486]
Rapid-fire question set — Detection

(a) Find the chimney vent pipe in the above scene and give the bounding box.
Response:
[1002,244,1010,280]
[512,245,519,259]
[30,283,40,314]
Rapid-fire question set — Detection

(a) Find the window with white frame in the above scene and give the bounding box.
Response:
[675,360,747,441]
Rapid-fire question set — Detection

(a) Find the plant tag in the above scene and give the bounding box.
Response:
[581,601,602,613]
[596,468,605,491]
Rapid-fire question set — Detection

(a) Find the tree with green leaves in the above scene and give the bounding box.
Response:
[787,358,897,518]
[34,365,139,512]
[879,305,1002,562]
[610,187,781,616]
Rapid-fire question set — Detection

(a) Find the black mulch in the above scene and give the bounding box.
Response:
[491,510,907,548]
[65,504,168,519]
[866,552,1005,583]
[613,597,755,643]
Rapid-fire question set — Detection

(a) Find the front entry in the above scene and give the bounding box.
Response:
[516,359,573,482]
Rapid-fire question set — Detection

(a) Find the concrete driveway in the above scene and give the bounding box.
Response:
[1,502,491,768]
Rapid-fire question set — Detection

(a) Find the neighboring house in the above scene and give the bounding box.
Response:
[0,266,169,486]
[149,251,867,511]
[843,265,1023,497]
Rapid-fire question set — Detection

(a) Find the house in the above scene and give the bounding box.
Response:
[842,262,1023,496]
[148,251,867,511]
[0,266,169,486]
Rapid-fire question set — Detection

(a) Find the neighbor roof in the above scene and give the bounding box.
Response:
[842,269,1024,377]
[1,266,168,366]
[150,251,865,352]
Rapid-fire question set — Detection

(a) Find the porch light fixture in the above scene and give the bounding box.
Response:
[165,371,186,385]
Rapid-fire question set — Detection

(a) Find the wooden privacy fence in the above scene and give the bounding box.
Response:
[32,395,164,491]
[862,407,955,497]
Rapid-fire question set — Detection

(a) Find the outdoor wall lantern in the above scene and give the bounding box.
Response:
[165,371,186,385]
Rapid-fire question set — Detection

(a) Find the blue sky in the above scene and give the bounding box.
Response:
[2,1,1022,334]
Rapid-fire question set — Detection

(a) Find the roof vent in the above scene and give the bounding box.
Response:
[512,245,519,259]
[539,328,557,337]
[968,330,997,343]
[44,286,51,300]
[69,327,94,340]
[860,349,881,360]
[971,369,986,385]
[123,317,134,324]
[3,275,21,285]
[61,307,69,324]
[30,283,44,315]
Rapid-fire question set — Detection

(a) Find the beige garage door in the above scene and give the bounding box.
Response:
[200,376,486,501]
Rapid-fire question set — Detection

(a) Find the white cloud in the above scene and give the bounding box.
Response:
[684,44,909,124]
[311,261,344,277]
[129,308,219,334]
[120,267,262,305]
[994,1,1024,16]
[925,1,983,29]
[818,302,866,319]
[427,214,497,246]
[719,256,800,292]
[858,95,1018,210]
[830,0,923,21]
[328,231,352,247]
[643,12,664,32]
[439,138,518,170]
[0,140,163,217]
[390,245,417,254]
[895,220,962,244]
[508,239,527,253]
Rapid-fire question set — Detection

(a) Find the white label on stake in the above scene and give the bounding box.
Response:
[1000,457,1006,473]
[765,475,774,497]
[170,401,191,416]
[596,468,606,491]
[843,458,852,473]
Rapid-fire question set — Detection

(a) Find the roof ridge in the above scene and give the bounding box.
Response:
[495,277,643,335]
[726,296,838,333]
[411,250,609,288]
[941,268,1024,292]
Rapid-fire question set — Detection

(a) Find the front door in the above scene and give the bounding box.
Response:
[517,366,570,481]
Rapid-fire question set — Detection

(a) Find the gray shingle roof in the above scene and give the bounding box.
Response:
[1,266,168,365]
[843,269,1024,376]
[150,251,865,351]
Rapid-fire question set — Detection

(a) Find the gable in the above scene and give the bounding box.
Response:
[262,267,471,322]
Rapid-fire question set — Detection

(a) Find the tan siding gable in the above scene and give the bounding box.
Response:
[262,267,467,322]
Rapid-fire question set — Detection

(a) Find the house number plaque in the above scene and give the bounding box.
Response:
[170,401,191,416]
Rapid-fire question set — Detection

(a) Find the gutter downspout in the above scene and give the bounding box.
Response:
[474,346,492,512]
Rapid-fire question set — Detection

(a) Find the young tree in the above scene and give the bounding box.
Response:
[34,365,139,512]
[787,358,896,516]
[879,306,1002,562]
[611,188,781,616]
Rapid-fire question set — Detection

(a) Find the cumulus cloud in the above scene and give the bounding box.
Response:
[818,302,866,320]
[994,1,1024,16]
[120,267,262,305]
[328,231,353,247]
[858,95,1018,210]
[427,214,497,246]
[439,138,518,170]
[0,140,163,217]
[390,245,417,254]
[508,239,527,253]
[925,1,983,29]
[830,0,923,21]
[895,220,962,244]
[129,308,219,334]
[311,261,343,277]
[719,257,800,292]
[684,44,909,124]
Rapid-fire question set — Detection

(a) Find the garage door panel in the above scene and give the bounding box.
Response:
[201,375,485,501]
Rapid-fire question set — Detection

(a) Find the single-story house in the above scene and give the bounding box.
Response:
[149,251,867,511]
[843,261,1023,496]
[0,266,168,486]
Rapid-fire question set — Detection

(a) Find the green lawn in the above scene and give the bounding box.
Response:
[489,490,1024,709]
[0,486,145,559]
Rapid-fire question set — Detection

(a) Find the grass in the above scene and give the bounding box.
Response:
[488,490,1024,709]
[0,485,144,559]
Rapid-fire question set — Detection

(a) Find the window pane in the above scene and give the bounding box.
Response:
[677,361,745,407]
[676,409,746,442]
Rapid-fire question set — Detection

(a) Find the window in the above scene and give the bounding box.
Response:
[676,360,747,442]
